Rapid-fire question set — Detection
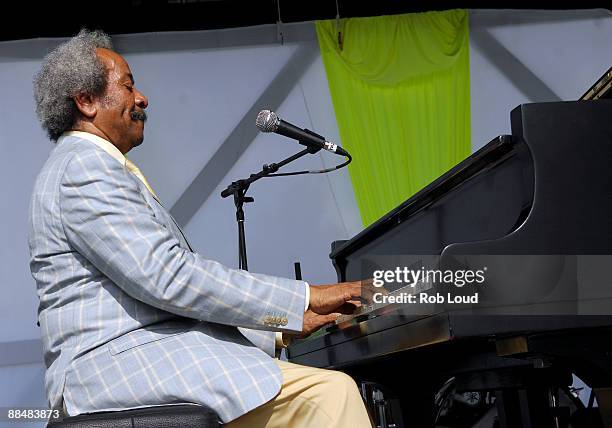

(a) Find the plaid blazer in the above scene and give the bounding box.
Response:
[28,135,307,423]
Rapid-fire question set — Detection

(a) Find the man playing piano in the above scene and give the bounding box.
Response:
[29,29,372,428]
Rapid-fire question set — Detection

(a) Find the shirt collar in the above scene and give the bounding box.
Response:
[63,131,127,167]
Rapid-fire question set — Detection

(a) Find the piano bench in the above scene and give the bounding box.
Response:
[47,404,220,428]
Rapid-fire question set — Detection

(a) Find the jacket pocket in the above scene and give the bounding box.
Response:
[108,325,188,356]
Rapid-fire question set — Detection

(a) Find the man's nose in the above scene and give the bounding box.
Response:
[135,89,148,109]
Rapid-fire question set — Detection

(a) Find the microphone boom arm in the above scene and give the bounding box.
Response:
[220,145,319,198]
[221,128,351,271]
[220,145,321,271]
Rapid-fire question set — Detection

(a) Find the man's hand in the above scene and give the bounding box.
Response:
[308,280,376,315]
[298,280,379,338]
[300,309,340,338]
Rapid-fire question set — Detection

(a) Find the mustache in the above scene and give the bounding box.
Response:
[130,109,147,122]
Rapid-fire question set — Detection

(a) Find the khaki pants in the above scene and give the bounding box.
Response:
[226,359,373,428]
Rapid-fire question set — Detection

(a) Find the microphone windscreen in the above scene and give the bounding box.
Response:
[256,110,279,132]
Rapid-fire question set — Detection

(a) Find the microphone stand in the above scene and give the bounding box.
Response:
[221,140,321,271]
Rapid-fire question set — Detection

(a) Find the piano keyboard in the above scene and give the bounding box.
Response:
[335,280,433,324]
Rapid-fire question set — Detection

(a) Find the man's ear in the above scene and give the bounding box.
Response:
[73,92,97,119]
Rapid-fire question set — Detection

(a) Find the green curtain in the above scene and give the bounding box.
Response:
[316,10,471,227]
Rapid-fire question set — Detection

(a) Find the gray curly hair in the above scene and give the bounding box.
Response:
[33,29,113,141]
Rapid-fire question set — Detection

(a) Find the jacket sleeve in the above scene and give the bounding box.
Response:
[238,328,276,358]
[59,149,305,333]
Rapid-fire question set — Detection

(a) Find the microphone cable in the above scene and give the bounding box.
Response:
[264,152,352,177]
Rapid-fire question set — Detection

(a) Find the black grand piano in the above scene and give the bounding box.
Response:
[288,99,612,428]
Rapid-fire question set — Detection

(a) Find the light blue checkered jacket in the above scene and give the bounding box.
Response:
[28,135,307,423]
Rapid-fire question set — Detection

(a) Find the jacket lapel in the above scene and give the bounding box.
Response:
[130,175,193,251]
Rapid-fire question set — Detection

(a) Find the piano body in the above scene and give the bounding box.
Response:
[288,100,612,428]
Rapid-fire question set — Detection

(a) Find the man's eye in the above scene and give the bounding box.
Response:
[124,84,133,91]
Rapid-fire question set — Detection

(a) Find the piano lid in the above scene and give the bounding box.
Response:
[329,134,521,260]
[331,100,612,281]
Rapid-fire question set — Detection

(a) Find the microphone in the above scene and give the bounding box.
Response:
[256,110,350,157]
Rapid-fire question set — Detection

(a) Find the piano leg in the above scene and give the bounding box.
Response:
[495,387,556,428]
[392,381,437,428]
[594,388,612,428]
[348,365,441,428]
[358,382,404,428]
